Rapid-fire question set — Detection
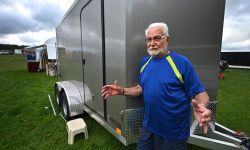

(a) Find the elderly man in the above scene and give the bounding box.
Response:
[101,22,211,150]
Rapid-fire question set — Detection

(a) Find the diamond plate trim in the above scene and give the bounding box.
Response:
[69,103,84,116]
[121,108,144,145]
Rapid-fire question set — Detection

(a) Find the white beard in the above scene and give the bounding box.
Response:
[147,46,167,57]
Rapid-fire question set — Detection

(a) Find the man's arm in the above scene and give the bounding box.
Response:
[123,85,142,97]
[101,80,142,99]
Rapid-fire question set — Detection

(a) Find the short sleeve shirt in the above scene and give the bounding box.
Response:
[139,51,205,140]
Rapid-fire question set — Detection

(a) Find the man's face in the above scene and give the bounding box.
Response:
[146,27,168,57]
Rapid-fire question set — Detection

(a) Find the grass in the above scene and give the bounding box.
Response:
[0,55,135,150]
[0,55,249,150]
[216,69,250,135]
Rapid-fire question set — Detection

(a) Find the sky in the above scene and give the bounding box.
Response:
[0,0,249,51]
[222,0,250,51]
[0,0,75,46]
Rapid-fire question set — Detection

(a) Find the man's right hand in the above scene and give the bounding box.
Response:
[101,80,122,99]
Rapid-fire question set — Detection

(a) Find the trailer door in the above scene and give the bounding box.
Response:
[80,0,104,117]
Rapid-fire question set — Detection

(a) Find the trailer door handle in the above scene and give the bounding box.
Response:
[82,59,85,65]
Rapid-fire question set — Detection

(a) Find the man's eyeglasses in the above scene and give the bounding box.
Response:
[145,35,166,43]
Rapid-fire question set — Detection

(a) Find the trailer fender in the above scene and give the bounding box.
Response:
[55,81,85,118]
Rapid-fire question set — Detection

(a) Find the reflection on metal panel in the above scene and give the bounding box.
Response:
[104,0,127,130]
[56,0,86,82]
[81,0,104,116]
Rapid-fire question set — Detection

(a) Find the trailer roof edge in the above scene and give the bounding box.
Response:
[56,0,80,29]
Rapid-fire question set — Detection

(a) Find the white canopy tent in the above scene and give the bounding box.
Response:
[44,37,57,60]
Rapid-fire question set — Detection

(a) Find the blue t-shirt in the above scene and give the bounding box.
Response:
[139,51,205,140]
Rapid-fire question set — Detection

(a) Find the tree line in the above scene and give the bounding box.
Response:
[0,44,28,54]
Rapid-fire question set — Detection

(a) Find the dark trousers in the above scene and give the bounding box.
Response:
[137,127,187,150]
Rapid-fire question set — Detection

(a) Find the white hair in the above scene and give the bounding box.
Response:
[145,22,169,37]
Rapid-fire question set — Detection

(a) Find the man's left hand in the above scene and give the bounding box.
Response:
[192,99,211,134]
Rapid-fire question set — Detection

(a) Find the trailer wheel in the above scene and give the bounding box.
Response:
[61,92,70,121]
[55,84,61,106]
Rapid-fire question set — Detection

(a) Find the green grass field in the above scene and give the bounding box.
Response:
[0,55,249,150]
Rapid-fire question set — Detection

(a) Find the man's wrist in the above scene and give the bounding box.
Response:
[120,87,124,95]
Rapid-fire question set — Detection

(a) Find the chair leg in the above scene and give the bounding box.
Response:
[68,131,74,144]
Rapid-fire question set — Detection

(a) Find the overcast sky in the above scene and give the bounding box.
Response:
[222,0,250,51]
[0,0,74,46]
[0,0,249,51]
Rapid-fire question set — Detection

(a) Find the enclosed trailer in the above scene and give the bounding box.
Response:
[55,0,249,149]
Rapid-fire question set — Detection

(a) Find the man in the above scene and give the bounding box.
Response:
[101,22,211,150]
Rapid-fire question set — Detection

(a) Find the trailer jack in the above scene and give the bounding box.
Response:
[188,102,249,150]
[189,121,249,150]
[235,133,250,149]
[241,138,250,149]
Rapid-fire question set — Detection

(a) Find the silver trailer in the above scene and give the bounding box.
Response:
[55,0,249,149]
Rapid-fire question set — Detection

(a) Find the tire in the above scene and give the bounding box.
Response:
[55,84,61,106]
[61,92,70,121]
